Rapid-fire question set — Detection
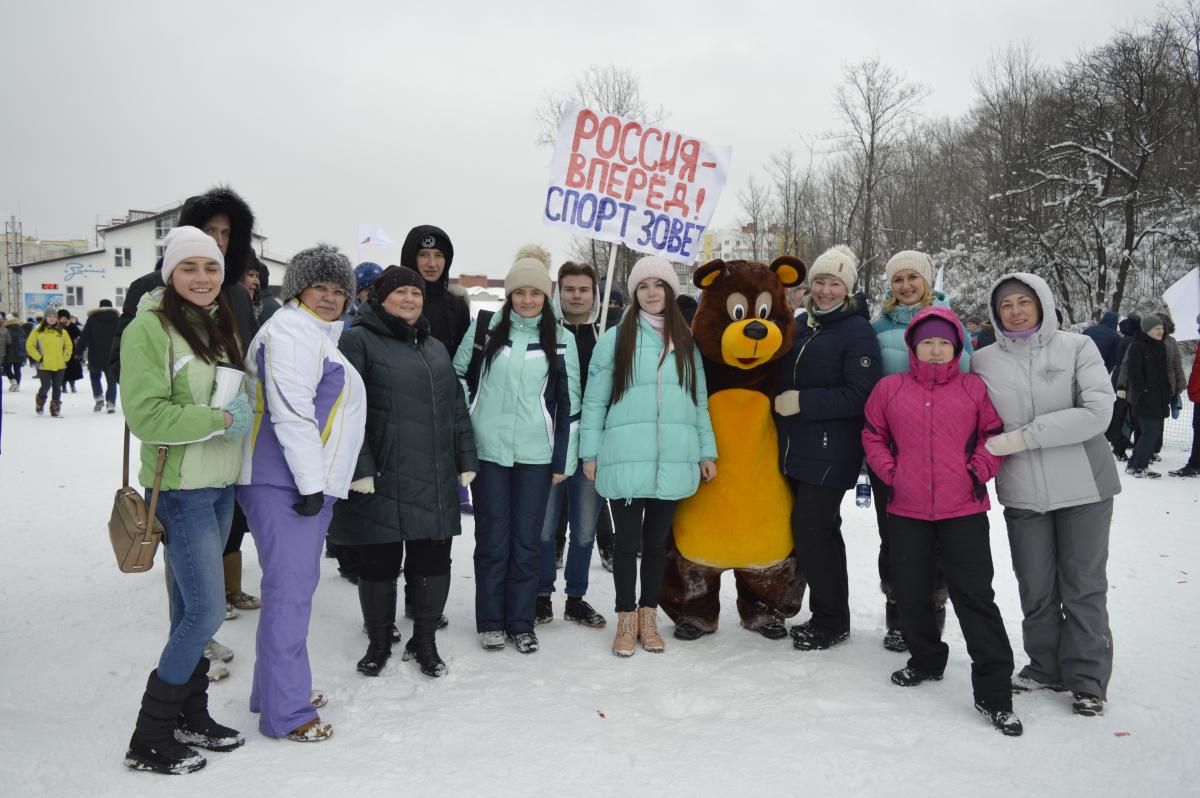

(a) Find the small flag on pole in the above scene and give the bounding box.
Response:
[357,224,393,247]
[933,266,945,293]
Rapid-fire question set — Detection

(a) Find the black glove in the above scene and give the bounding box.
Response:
[292,492,324,516]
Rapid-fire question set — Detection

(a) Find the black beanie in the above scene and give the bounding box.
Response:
[99,299,113,308]
[400,225,454,275]
[372,265,426,301]
[57,309,71,319]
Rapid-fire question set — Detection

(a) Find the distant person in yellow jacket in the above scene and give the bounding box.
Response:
[26,311,73,417]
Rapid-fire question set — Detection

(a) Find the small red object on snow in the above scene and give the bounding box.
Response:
[597,711,605,719]
[1114,732,1131,737]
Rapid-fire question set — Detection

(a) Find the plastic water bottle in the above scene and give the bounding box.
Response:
[855,472,872,509]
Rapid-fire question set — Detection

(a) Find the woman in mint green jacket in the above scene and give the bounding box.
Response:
[453,246,580,655]
[118,227,253,776]
[580,256,717,658]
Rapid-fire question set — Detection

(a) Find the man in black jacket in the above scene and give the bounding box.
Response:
[76,298,120,412]
[534,260,609,628]
[400,225,469,356]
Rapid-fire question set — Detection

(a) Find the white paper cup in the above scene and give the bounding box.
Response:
[210,363,246,407]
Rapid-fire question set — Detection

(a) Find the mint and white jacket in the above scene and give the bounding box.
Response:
[238,300,367,498]
[453,310,580,475]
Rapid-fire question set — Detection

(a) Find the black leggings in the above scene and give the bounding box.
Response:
[2,362,21,384]
[36,369,64,401]
[224,503,248,556]
[609,498,677,613]
[356,540,453,582]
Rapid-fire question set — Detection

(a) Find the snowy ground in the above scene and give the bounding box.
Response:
[1,381,1198,797]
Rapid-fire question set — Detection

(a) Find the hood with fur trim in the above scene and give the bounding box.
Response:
[173,185,256,289]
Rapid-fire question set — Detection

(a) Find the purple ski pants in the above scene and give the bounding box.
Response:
[237,484,335,737]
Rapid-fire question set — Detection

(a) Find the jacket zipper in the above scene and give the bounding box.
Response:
[419,343,445,536]
[784,326,822,464]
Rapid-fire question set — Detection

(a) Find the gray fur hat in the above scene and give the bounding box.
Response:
[282,243,355,304]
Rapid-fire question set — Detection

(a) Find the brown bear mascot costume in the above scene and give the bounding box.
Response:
[661,256,808,640]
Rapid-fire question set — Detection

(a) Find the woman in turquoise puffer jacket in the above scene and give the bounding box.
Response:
[868,250,972,653]
[581,256,717,658]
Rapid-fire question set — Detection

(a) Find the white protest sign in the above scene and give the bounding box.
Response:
[1163,266,1199,341]
[543,103,731,263]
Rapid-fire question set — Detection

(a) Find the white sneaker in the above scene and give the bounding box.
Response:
[205,638,234,663]
[479,631,506,651]
[224,602,239,620]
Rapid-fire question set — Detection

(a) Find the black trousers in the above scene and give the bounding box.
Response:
[789,479,850,635]
[224,502,248,556]
[2,361,21,384]
[355,540,453,582]
[609,498,677,613]
[868,466,947,607]
[36,369,64,401]
[889,512,1014,711]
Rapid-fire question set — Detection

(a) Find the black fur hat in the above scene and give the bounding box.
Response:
[400,225,454,281]
[176,185,256,288]
[282,244,355,304]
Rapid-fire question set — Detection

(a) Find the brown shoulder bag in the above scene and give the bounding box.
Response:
[109,424,169,573]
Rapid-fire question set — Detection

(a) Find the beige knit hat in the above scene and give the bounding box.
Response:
[808,245,858,290]
[504,243,553,297]
[885,250,934,288]
[626,255,681,299]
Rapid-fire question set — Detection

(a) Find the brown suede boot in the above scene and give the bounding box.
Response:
[638,607,665,653]
[224,552,261,610]
[612,611,639,658]
[35,394,46,414]
[49,399,62,417]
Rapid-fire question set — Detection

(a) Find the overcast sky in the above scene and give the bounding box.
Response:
[1,0,1159,278]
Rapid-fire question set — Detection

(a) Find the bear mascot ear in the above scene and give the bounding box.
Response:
[770,256,806,287]
[693,259,728,290]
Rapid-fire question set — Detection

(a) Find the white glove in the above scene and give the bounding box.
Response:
[774,390,800,417]
[985,430,1028,456]
[1116,389,1127,400]
[459,471,477,486]
[349,476,375,494]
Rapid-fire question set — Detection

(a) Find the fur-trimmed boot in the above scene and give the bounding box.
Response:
[402,572,451,677]
[35,393,46,415]
[125,670,207,775]
[175,658,245,751]
[50,399,62,417]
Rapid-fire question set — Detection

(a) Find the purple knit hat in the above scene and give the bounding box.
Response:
[909,316,962,354]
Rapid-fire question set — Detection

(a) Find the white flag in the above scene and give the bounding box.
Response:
[933,266,944,293]
[357,224,393,247]
[1163,266,1199,342]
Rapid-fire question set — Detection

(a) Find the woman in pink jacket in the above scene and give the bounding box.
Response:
[862,306,1022,736]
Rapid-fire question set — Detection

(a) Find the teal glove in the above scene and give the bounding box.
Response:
[223,392,253,438]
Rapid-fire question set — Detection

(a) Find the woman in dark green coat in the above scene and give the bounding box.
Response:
[329,266,478,678]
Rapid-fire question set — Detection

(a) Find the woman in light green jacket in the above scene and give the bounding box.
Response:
[580,256,717,658]
[453,246,580,655]
[118,227,253,776]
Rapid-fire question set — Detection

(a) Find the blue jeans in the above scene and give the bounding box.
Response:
[89,364,117,404]
[154,486,235,685]
[473,461,553,634]
[1129,415,1164,470]
[537,468,601,598]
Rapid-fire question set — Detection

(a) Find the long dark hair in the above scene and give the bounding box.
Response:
[482,296,559,381]
[155,285,245,369]
[611,283,696,405]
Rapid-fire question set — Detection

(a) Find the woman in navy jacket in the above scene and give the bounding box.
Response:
[774,246,881,651]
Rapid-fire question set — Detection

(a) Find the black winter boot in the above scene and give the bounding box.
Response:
[175,658,245,752]
[356,579,395,676]
[125,670,207,775]
[402,572,451,677]
[883,601,907,652]
[404,576,449,630]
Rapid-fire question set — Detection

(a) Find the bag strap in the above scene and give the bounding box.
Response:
[464,309,494,402]
[120,311,176,493]
[145,445,169,534]
[122,424,132,489]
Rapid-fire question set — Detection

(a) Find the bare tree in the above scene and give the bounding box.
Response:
[832,58,929,295]
[737,175,774,260]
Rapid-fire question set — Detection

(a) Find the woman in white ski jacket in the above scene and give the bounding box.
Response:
[970,273,1119,719]
[237,244,366,742]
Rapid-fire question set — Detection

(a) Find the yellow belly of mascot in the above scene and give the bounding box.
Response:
[673,389,793,568]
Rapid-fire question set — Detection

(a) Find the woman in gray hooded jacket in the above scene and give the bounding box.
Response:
[970,273,1120,719]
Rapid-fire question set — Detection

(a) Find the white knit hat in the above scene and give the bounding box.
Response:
[626,255,681,299]
[808,245,858,291]
[504,243,553,298]
[162,226,224,285]
[885,250,934,288]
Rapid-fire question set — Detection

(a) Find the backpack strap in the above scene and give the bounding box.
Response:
[464,310,494,403]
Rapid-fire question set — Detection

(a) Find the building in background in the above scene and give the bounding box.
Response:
[696,224,791,265]
[10,205,288,319]
[2,223,90,315]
